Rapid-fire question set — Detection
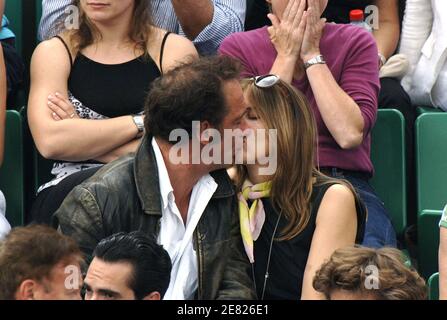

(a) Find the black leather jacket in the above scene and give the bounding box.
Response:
[54,136,256,300]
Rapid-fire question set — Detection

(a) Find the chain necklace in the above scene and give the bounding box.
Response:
[252,210,283,300]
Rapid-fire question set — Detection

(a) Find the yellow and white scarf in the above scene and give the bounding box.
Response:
[238,180,272,263]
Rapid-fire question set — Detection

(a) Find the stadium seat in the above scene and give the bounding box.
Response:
[36,0,42,36]
[415,113,447,215]
[418,210,442,279]
[370,109,407,236]
[0,110,24,227]
[428,272,439,300]
[417,106,444,117]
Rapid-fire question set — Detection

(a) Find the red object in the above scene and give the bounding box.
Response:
[350,9,364,22]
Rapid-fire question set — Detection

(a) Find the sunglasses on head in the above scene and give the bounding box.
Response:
[253,74,281,88]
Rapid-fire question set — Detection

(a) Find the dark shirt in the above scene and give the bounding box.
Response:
[253,182,366,300]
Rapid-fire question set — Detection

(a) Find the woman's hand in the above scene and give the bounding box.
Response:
[300,0,326,62]
[267,0,307,63]
[47,92,79,121]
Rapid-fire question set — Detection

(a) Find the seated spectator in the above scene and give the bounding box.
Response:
[0,0,25,106]
[28,0,197,224]
[220,0,397,248]
[322,0,417,235]
[0,225,83,300]
[84,232,171,300]
[0,42,10,240]
[313,246,428,300]
[244,0,417,232]
[38,0,246,55]
[399,0,447,111]
[54,56,256,300]
[236,76,366,299]
[438,205,447,300]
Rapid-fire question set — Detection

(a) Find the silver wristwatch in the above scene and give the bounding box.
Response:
[132,115,145,133]
[304,55,326,69]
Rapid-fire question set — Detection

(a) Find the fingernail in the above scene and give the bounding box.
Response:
[55,92,60,96]
[48,94,53,99]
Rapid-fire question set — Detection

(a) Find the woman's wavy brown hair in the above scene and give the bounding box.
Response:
[313,246,428,300]
[235,78,360,241]
[68,0,153,53]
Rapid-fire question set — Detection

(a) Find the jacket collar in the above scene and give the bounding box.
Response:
[134,135,235,216]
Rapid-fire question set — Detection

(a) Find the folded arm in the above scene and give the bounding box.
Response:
[28,38,141,162]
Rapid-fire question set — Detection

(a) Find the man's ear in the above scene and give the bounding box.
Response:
[16,280,37,300]
[265,0,272,4]
[143,291,161,300]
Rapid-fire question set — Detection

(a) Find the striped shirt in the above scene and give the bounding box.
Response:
[38,0,246,55]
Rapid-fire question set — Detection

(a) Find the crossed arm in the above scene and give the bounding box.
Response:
[28,33,197,163]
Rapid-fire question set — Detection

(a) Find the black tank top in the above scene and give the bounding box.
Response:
[55,32,171,118]
[253,181,366,300]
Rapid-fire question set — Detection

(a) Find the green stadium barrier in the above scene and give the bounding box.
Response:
[415,113,447,215]
[418,210,442,279]
[4,0,23,56]
[0,110,24,227]
[428,272,439,300]
[370,109,407,236]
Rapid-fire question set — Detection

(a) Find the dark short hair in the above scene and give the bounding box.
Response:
[144,55,241,143]
[92,231,172,299]
[313,246,428,300]
[0,225,83,300]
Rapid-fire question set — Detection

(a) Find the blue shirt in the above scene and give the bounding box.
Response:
[0,15,15,40]
[38,0,246,55]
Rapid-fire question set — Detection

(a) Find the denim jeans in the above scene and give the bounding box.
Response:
[326,169,397,248]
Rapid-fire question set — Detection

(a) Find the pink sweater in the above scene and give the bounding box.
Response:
[219,23,380,175]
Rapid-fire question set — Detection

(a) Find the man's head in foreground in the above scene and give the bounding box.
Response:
[313,246,428,300]
[84,231,172,300]
[0,225,83,300]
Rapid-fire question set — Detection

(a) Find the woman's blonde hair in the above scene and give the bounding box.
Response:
[67,0,153,53]
[236,78,358,241]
